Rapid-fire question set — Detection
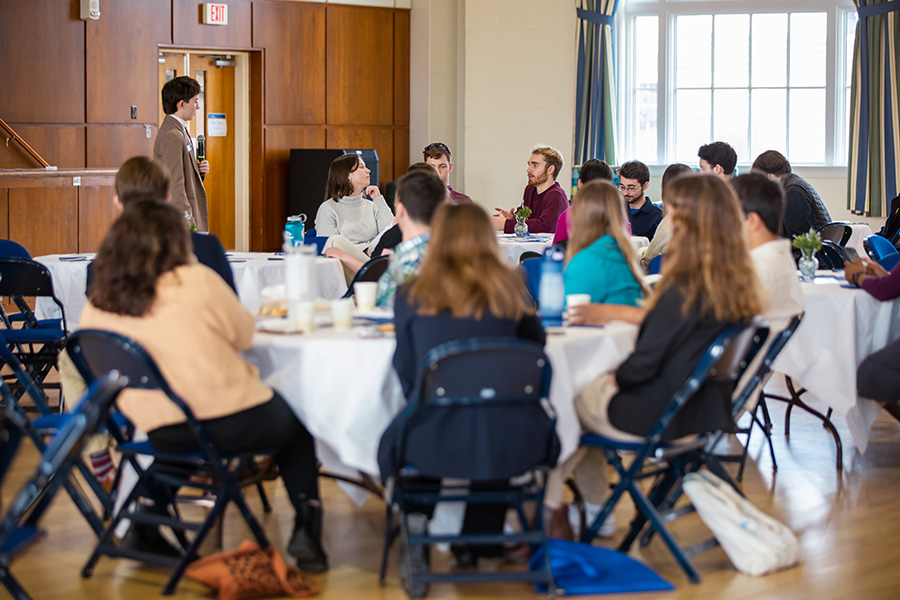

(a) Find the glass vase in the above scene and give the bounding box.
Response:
[798,252,818,281]
[514,216,528,237]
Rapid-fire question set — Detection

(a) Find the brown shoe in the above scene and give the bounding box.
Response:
[542,504,574,541]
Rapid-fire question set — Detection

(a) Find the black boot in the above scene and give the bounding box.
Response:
[287,497,328,573]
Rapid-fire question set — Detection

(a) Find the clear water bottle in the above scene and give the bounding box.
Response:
[284,214,307,246]
[538,247,565,327]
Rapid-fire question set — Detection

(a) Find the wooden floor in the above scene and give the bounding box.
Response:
[4,395,900,600]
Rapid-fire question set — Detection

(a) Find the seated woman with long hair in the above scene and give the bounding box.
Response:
[379,203,545,566]
[316,154,394,281]
[564,180,646,306]
[80,201,328,573]
[545,175,766,540]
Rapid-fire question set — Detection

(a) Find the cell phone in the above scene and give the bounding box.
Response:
[843,247,859,262]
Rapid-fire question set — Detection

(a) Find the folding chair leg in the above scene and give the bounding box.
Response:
[379,504,396,586]
[1,569,32,600]
[630,485,701,584]
[255,482,272,513]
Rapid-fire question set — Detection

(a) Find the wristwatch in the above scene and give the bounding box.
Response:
[852,272,865,287]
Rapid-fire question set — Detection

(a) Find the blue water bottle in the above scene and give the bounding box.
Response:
[538,247,565,327]
[284,214,307,246]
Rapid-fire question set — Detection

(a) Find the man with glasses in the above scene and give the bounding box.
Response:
[618,160,662,240]
[492,144,569,234]
[423,142,473,204]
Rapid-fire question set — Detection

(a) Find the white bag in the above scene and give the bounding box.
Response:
[682,470,802,576]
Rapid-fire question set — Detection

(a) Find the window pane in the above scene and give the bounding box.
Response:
[635,89,658,160]
[713,89,749,163]
[676,15,712,88]
[635,16,658,86]
[846,12,858,88]
[790,13,826,87]
[789,88,826,163]
[750,89,787,160]
[714,14,749,88]
[751,13,787,87]
[675,89,711,163]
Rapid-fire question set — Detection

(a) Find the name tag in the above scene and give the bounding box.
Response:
[187,142,193,152]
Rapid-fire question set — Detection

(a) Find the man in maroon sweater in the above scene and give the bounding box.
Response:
[492,145,569,234]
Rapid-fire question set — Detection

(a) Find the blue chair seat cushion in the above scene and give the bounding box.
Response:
[34,411,129,433]
[1,328,66,344]
[0,524,41,556]
[6,315,63,330]
[580,432,647,452]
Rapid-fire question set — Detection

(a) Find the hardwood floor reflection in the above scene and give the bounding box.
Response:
[4,397,900,599]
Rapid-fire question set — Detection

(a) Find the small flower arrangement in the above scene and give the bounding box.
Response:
[514,206,532,220]
[184,210,198,232]
[792,228,822,257]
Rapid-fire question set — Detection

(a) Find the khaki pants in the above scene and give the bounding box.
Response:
[324,235,370,285]
[546,373,644,505]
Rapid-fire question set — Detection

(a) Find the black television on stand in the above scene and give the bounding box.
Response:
[289,149,380,231]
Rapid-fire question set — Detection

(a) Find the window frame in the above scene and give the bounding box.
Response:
[619,0,857,171]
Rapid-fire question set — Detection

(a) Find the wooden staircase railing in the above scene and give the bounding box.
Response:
[0,117,55,169]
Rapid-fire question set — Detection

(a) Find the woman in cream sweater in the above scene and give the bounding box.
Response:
[81,200,328,573]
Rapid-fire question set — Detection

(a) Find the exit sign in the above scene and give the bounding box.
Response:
[202,3,228,26]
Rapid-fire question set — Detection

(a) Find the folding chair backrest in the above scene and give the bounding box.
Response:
[864,234,899,262]
[0,407,24,493]
[343,255,390,298]
[66,329,224,464]
[647,320,767,449]
[731,313,804,417]
[818,240,845,270]
[816,222,853,247]
[0,258,56,298]
[398,338,559,481]
[0,240,31,260]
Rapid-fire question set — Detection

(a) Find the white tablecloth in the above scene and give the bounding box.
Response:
[846,222,875,256]
[243,321,638,482]
[496,234,553,264]
[496,234,650,265]
[771,272,900,453]
[33,253,347,329]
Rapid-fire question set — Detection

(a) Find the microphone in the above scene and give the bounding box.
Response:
[197,135,206,181]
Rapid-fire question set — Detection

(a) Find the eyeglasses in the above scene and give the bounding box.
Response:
[424,142,450,155]
[619,184,642,193]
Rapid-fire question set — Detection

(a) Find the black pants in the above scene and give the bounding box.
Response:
[148,392,319,513]
[858,338,900,404]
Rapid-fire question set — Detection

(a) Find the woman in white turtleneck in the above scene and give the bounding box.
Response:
[315,155,394,271]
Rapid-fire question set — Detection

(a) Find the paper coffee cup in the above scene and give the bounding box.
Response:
[566,294,591,308]
[331,298,355,330]
[354,281,377,312]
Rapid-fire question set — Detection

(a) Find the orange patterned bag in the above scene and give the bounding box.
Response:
[185,540,320,600]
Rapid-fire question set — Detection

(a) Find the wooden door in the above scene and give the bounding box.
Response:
[189,55,235,249]
[157,53,184,127]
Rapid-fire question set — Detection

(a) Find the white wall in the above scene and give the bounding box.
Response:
[461,0,577,210]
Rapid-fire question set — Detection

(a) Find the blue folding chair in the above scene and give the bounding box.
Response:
[816,222,853,247]
[0,373,127,600]
[863,234,900,270]
[0,258,68,403]
[0,332,113,535]
[67,329,273,596]
[648,254,663,275]
[342,254,390,299]
[378,338,560,598]
[303,227,328,255]
[578,320,767,583]
[817,240,846,270]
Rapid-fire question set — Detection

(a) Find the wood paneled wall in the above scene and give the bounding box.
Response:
[0,0,410,252]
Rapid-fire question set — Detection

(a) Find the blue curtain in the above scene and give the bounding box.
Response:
[574,0,620,167]
[848,0,900,216]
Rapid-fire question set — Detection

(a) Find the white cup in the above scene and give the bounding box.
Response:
[566,294,591,309]
[295,301,315,333]
[354,281,378,312]
[331,298,355,330]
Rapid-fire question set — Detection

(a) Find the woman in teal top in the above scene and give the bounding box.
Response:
[564,180,647,306]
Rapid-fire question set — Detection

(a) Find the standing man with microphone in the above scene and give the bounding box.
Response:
[154,76,210,232]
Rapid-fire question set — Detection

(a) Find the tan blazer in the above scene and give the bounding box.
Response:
[154,115,209,232]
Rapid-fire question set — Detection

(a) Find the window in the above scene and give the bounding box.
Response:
[623,1,857,167]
